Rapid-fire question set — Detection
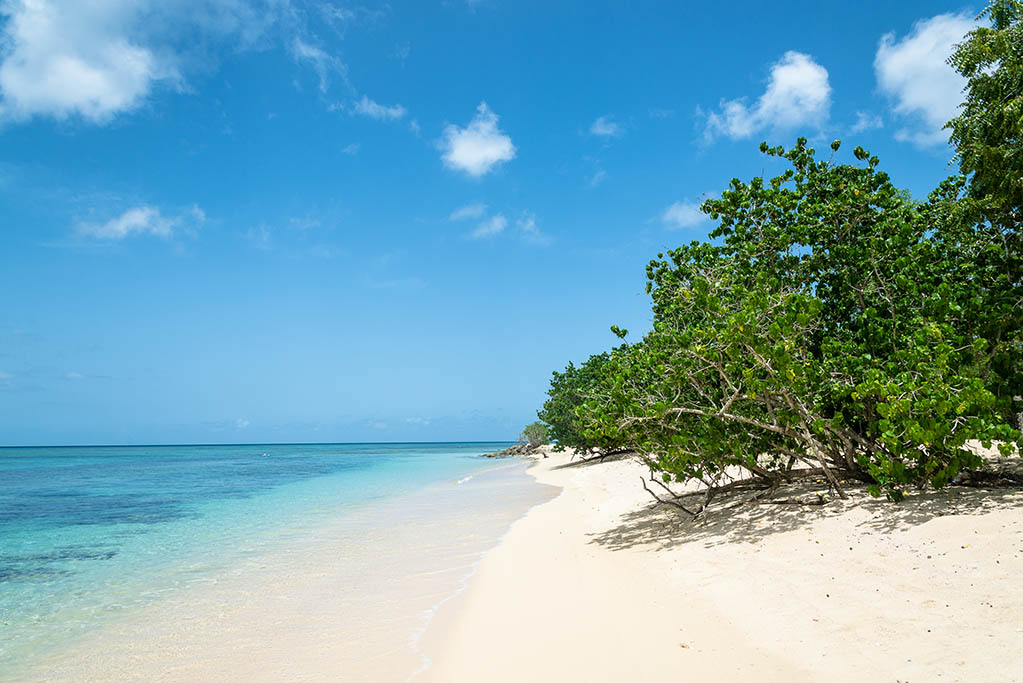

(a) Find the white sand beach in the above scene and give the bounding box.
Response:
[22,448,1022,682]
[419,448,1023,682]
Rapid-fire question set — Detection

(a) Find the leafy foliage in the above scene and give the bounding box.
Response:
[946,0,1023,433]
[538,13,1021,504]
[519,421,550,447]
[946,0,1023,213]
[540,139,1020,501]
[537,351,629,454]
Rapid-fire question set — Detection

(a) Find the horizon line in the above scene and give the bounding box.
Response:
[0,439,518,450]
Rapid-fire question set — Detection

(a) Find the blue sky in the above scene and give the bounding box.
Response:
[0,0,980,445]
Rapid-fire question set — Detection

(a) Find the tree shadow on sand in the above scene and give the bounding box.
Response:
[588,459,1023,553]
[550,451,634,470]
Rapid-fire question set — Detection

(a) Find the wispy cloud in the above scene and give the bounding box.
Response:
[662,200,708,230]
[471,214,507,239]
[246,224,272,250]
[589,115,623,138]
[76,204,204,240]
[703,51,831,142]
[353,95,407,120]
[874,12,974,147]
[392,41,411,67]
[288,216,321,231]
[850,111,883,134]
[440,102,516,177]
[517,212,551,245]
[449,202,488,221]
[318,3,388,38]
[291,37,347,94]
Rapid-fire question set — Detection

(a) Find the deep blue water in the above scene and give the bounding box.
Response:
[0,442,512,671]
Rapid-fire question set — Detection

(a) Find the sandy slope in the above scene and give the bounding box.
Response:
[418,449,1023,682]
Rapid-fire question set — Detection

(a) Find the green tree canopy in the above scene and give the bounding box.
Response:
[519,421,550,447]
[541,139,1020,505]
[538,13,1023,507]
[946,0,1023,213]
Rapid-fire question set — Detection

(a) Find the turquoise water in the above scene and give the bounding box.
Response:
[0,442,515,675]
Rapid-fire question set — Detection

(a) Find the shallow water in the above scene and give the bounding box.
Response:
[0,442,553,680]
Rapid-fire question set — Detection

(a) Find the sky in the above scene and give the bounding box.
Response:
[0,0,982,445]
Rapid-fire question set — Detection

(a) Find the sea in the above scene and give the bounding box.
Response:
[0,442,557,681]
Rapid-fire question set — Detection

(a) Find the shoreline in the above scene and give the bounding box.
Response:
[407,467,562,680]
[417,448,1023,682]
[14,456,553,682]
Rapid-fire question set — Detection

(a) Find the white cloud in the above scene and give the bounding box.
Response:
[64,371,85,380]
[0,0,273,124]
[850,111,884,134]
[517,212,550,245]
[440,102,516,177]
[704,51,831,142]
[875,13,974,147]
[588,168,607,188]
[471,214,507,239]
[235,418,249,429]
[291,37,347,94]
[662,201,708,230]
[77,205,199,240]
[449,202,488,221]
[353,94,406,120]
[589,115,622,138]
[341,142,360,155]
[318,3,386,37]
[0,0,176,123]
[406,416,430,425]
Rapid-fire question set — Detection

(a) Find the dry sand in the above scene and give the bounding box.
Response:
[418,448,1023,682]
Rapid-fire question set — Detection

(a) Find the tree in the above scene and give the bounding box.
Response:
[557,140,1019,504]
[538,13,1023,508]
[946,0,1023,430]
[538,350,630,455]
[946,0,1023,214]
[519,421,550,447]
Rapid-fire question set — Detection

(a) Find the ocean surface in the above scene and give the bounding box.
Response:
[0,442,552,680]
